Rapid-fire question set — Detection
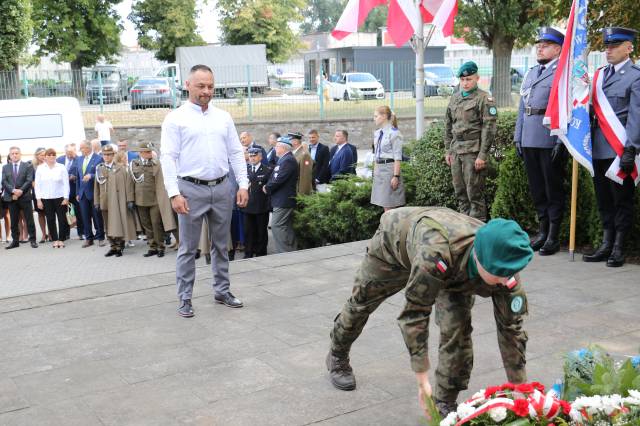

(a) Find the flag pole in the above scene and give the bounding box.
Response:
[414,0,425,139]
[569,158,579,261]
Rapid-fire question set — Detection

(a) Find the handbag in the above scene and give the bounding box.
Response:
[66,204,77,226]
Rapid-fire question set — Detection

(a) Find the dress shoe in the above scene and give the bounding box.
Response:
[583,229,614,262]
[5,242,19,250]
[114,250,123,257]
[539,223,560,256]
[82,240,94,248]
[105,249,118,257]
[157,250,165,258]
[228,249,235,261]
[326,351,356,391]
[143,249,159,257]
[243,252,253,259]
[530,218,549,251]
[214,292,243,308]
[178,299,194,318]
[98,240,106,247]
[194,249,201,260]
[606,231,625,268]
[30,241,38,248]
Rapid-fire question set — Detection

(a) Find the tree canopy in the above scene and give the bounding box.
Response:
[301,0,344,34]
[0,0,32,71]
[129,0,205,63]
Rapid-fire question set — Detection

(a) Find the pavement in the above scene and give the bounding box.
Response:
[1,240,639,426]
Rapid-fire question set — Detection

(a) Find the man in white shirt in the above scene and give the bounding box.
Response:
[161,64,249,318]
[94,115,114,147]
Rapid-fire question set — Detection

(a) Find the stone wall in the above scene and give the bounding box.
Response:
[85,116,442,150]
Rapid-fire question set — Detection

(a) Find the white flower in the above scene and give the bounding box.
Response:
[628,389,640,399]
[470,389,486,405]
[440,412,458,426]
[456,402,475,419]
[489,406,508,422]
[569,408,584,423]
[600,394,623,415]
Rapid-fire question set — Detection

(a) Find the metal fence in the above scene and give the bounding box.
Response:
[0,51,607,127]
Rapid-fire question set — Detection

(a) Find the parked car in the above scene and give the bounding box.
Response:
[130,77,179,110]
[511,67,526,91]
[86,65,128,104]
[329,72,385,101]
[413,64,459,97]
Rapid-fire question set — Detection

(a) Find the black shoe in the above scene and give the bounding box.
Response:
[30,241,38,248]
[243,252,253,259]
[214,292,243,308]
[105,249,118,257]
[5,242,19,250]
[228,250,235,261]
[82,239,94,248]
[530,218,549,251]
[435,399,458,417]
[606,231,625,268]
[157,250,165,258]
[114,250,123,257]
[583,229,614,262]
[326,351,356,391]
[539,222,559,256]
[194,249,201,260]
[178,299,194,318]
[204,254,211,265]
[143,249,159,257]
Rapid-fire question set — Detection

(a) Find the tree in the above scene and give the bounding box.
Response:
[455,0,553,107]
[0,0,31,98]
[129,0,205,62]
[32,0,122,91]
[301,0,344,34]
[218,0,305,63]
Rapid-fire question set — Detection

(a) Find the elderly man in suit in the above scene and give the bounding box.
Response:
[308,129,331,186]
[515,27,567,256]
[243,148,272,258]
[583,27,640,267]
[240,131,268,165]
[2,147,38,248]
[57,143,83,240]
[288,131,314,195]
[76,140,105,247]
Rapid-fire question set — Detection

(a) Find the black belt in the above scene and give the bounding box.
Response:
[376,158,395,164]
[525,106,547,116]
[180,175,227,186]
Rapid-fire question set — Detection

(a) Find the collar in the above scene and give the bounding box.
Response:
[12,161,21,167]
[611,58,631,73]
[105,162,114,168]
[187,100,209,113]
[542,58,558,69]
[461,86,478,98]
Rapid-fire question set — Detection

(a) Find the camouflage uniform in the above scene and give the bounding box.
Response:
[445,89,497,221]
[330,207,527,402]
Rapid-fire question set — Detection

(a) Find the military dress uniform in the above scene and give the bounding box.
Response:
[289,132,314,195]
[243,149,272,258]
[584,27,640,267]
[515,27,567,255]
[371,126,406,208]
[445,62,497,221]
[328,207,532,407]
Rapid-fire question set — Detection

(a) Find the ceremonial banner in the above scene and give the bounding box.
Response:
[331,0,386,41]
[544,0,593,176]
[420,0,457,37]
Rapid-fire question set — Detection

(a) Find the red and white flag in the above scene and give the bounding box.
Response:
[387,0,421,47]
[331,0,386,40]
[420,0,457,37]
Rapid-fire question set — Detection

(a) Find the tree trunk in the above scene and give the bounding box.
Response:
[491,36,514,107]
[71,59,84,98]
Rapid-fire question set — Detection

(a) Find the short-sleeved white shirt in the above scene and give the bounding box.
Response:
[95,121,113,142]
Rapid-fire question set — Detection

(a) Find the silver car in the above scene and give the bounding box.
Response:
[130,77,179,110]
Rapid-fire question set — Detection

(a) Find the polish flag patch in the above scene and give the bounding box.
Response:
[436,260,448,273]
[506,276,517,289]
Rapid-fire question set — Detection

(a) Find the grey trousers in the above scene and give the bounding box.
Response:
[176,178,233,301]
[271,207,296,253]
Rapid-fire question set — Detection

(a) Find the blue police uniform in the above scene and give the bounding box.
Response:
[514,27,567,255]
[243,147,272,258]
[583,27,640,267]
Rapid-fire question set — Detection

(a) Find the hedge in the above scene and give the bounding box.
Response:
[293,112,640,254]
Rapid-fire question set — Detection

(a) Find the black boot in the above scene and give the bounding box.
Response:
[326,350,356,391]
[539,222,560,256]
[435,399,458,417]
[530,218,549,251]
[582,229,614,262]
[606,231,625,267]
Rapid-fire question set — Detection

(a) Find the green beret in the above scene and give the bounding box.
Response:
[457,61,478,78]
[474,218,533,277]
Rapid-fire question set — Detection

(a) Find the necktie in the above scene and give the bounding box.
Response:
[12,163,18,184]
[376,131,384,160]
[605,65,615,82]
[253,165,258,174]
[537,65,546,78]
[82,157,89,174]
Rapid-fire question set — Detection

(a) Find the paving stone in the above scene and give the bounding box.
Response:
[0,378,29,415]
[0,399,102,426]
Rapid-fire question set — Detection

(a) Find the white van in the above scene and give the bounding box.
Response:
[0,97,85,160]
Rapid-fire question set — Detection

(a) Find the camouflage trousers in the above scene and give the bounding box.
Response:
[451,152,487,222]
[330,242,528,402]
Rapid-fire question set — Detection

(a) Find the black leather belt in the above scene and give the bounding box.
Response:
[180,175,227,186]
[376,158,395,164]
[525,106,547,115]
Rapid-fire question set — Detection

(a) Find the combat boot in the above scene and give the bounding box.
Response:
[435,399,458,417]
[539,222,560,256]
[326,350,356,391]
[606,231,626,268]
[582,229,614,262]
[530,218,549,251]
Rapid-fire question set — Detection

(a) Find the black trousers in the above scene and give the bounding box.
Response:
[523,147,566,224]
[69,195,83,239]
[244,212,269,257]
[42,198,69,242]
[592,158,636,233]
[8,197,36,242]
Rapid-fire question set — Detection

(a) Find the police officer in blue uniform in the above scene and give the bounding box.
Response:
[583,27,640,267]
[243,147,272,258]
[515,27,567,256]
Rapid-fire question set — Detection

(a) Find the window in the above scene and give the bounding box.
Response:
[0,114,63,141]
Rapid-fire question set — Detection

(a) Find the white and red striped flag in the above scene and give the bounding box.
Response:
[420,0,457,37]
[331,0,386,40]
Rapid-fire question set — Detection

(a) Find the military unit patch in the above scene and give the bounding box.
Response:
[489,106,497,116]
[436,259,448,273]
[510,295,524,314]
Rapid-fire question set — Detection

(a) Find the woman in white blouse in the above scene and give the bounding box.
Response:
[35,148,70,248]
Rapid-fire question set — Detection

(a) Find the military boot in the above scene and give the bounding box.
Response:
[582,229,614,262]
[435,399,458,417]
[539,222,560,256]
[606,231,626,268]
[530,218,549,251]
[326,350,356,391]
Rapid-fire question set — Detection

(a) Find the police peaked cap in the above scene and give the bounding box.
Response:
[102,145,115,154]
[602,27,638,44]
[287,132,303,140]
[536,27,565,45]
[247,147,262,155]
[138,142,154,152]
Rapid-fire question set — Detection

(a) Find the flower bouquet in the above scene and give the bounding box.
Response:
[439,382,576,426]
[570,390,640,424]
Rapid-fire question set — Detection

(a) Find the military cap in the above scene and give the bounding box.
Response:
[138,142,154,152]
[277,136,293,146]
[247,147,262,155]
[457,61,478,78]
[602,27,638,45]
[287,131,303,140]
[535,27,565,45]
[474,218,534,278]
[102,145,115,155]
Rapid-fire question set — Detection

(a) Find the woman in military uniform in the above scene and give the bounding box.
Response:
[370,105,405,211]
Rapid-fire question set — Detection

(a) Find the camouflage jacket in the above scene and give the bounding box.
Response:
[444,88,497,161]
